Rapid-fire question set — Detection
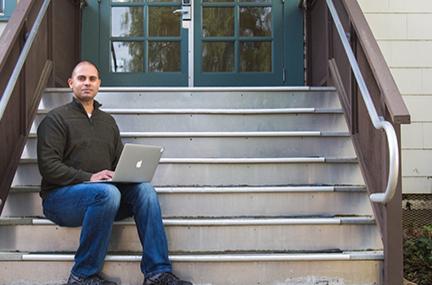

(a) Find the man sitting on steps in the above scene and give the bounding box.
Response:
[37,61,193,285]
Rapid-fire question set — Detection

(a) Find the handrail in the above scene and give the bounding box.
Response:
[326,0,398,204]
[0,0,51,121]
[341,0,410,124]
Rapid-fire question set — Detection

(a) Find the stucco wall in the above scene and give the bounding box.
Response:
[358,0,432,194]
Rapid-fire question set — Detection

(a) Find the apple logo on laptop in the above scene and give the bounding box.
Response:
[136,160,143,168]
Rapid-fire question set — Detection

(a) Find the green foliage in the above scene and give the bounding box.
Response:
[404,225,432,285]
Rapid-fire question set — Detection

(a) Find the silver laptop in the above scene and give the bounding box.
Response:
[89,143,163,183]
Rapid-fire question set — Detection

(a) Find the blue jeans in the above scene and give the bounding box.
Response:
[42,182,172,278]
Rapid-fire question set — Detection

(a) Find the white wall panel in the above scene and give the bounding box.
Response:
[403,177,432,194]
[401,123,424,149]
[359,0,432,13]
[422,124,432,148]
[357,0,389,13]
[403,96,432,122]
[389,0,432,13]
[391,69,423,94]
[407,14,432,39]
[364,14,407,40]
[402,150,432,176]
[378,41,432,68]
[421,69,432,94]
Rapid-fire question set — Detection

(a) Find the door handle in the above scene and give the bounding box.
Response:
[173,9,188,15]
[173,7,191,21]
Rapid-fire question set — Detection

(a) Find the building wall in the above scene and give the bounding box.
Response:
[358,0,432,194]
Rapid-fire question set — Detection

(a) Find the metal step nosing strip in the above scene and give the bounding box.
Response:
[120,131,324,138]
[26,217,375,226]
[10,186,369,194]
[160,157,351,164]
[28,131,353,138]
[161,158,326,164]
[95,108,320,114]
[20,157,359,164]
[38,108,346,115]
[162,218,344,226]
[20,252,382,262]
[44,86,337,93]
[155,186,337,193]
[10,185,367,194]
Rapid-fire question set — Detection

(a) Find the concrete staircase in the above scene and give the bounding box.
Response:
[0,87,383,285]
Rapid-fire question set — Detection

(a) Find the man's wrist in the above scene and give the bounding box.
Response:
[76,170,93,182]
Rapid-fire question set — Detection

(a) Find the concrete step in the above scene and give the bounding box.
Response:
[12,157,363,186]
[31,110,349,133]
[23,132,355,159]
[0,217,382,253]
[2,185,372,217]
[0,251,384,285]
[41,87,340,109]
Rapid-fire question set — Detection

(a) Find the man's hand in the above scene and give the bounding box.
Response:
[90,170,114,181]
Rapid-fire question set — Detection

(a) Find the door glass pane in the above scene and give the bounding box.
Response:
[149,6,181,36]
[111,7,144,37]
[112,0,144,2]
[149,0,181,3]
[202,7,234,37]
[111,41,144,72]
[240,41,271,72]
[203,0,234,2]
[239,0,271,3]
[202,42,234,72]
[240,7,272,37]
[148,41,181,72]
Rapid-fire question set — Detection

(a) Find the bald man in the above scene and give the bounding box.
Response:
[37,61,192,285]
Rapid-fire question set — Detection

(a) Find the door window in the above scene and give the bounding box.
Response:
[109,1,182,73]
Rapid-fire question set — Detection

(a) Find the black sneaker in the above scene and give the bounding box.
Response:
[67,273,118,285]
[143,272,192,285]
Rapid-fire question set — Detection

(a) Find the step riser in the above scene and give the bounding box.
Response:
[1,191,372,217]
[22,137,356,159]
[40,90,341,109]
[13,163,363,186]
[0,223,382,252]
[0,260,382,285]
[31,113,349,133]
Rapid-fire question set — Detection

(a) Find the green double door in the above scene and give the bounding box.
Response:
[81,0,303,86]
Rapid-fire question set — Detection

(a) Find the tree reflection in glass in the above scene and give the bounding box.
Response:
[111,41,144,72]
[202,7,234,37]
[240,7,272,37]
[240,41,271,72]
[111,6,144,72]
[148,41,180,72]
[149,6,181,37]
[202,42,234,72]
[112,7,144,37]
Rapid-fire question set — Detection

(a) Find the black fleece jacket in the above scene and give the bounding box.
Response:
[37,98,123,198]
